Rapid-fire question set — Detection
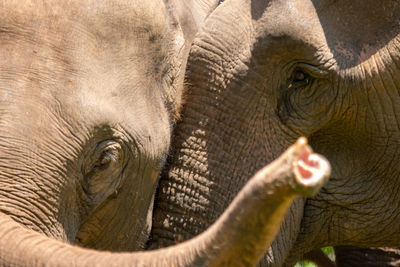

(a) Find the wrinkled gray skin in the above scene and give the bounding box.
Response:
[151,0,400,266]
[0,1,332,266]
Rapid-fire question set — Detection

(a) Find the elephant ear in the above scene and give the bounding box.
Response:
[162,0,220,122]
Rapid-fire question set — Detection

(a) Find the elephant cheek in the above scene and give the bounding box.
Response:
[76,166,159,251]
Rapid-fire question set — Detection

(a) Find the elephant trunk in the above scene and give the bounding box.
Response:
[0,138,329,266]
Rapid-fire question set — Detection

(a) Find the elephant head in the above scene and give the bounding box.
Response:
[0,0,188,252]
[151,0,400,265]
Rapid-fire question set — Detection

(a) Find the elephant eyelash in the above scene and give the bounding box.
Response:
[91,149,119,171]
[81,140,127,203]
[82,140,124,175]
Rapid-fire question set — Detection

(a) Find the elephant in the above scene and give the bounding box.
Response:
[0,0,333,266]
[0,0,187,254]
[150,0,400,266]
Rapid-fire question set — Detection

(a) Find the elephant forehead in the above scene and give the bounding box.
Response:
[0,0,169,33]
[250,0,326,47]
[0,56,171,163]
[0,0,173,79]
[0,0,173,158]
[0,34,164,126]
[255,0,400,68]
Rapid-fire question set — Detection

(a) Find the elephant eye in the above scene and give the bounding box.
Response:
[289,69,311,88]
[293,70,308,82]
[82,140,127,205]
[278,63,331,123]
[288,63,328,89]
[92,147,120,171]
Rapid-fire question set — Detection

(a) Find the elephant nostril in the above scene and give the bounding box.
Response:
[297,148,321,179]
[297,163,313,179]
[291,139,331,197]
[300,148,320,167]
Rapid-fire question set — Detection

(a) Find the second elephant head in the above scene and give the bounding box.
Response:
[151,0,400,265]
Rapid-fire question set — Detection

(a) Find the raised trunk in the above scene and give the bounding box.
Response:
[0,138,330,266]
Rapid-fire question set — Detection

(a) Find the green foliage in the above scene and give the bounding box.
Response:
[321,246,335,261]
[294,246,335,266]
[294,261,317,267]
